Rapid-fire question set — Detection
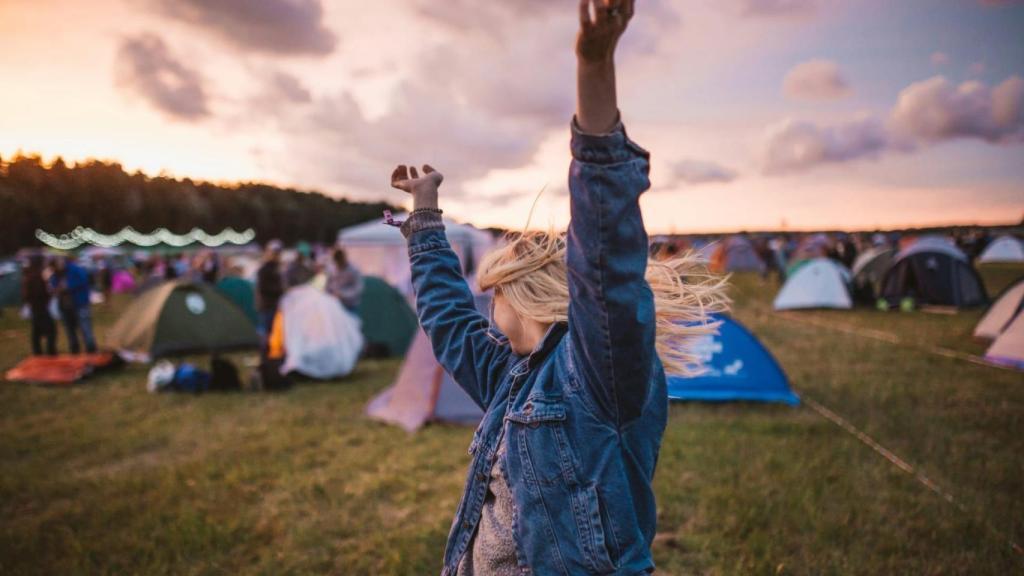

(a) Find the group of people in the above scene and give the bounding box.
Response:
[20,255,97,356]
[254,240,364,340]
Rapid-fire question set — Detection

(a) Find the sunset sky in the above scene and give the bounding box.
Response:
[1,0,1022,233]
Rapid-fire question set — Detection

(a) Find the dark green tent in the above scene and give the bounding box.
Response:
[356,276,418,357]
[215,276,259,325]
[107,280,259,359]
[0,265,21,308]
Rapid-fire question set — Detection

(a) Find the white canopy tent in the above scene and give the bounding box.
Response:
[337,215,496,297]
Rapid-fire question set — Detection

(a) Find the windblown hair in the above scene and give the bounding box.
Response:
[478,231,730,377]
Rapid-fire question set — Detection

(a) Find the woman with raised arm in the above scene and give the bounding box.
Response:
[390,1,728,574]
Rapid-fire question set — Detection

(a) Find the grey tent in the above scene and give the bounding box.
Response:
[851,247,894,303]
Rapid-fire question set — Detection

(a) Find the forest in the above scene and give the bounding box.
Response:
[0,154,398,255]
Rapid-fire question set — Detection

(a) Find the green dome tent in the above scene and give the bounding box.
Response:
[107,280,260,360]
[356,276,418,357]
[215,276,259,325]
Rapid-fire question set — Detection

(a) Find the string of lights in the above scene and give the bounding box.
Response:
[35,226,256,250]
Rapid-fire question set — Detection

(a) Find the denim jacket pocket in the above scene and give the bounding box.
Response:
[507,399,580,488]
[571,482,618,574]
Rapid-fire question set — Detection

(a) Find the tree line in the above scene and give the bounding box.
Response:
[0,154,398,256]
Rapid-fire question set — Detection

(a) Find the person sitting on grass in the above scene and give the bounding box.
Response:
[389,2,729,573]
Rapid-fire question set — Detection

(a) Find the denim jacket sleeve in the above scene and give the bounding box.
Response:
[404,216,513,410]
[566,118,656,426]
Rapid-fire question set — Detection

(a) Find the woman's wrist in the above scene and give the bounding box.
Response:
[412,191,439,211]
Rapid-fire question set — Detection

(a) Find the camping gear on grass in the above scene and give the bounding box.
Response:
[667,315,798,405]
[5,353,120,386]
[366,293,490,431]
[984,312,1024,370]
[978,235,1024,263]
[773,258,852,311]
[880,242,987,309]
[277,285,364,379]
[356,276,418,357]
[107,280,260,361]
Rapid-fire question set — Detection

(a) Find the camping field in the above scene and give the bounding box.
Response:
[1,264,1022,575]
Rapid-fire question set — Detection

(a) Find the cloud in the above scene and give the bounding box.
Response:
[764,75,1024,173]
[763,116,888,173]
[783,59,851,100]
[156,0,337,56]
[735,0,817,17]
[890,75,1024,144]
[264,70,312,104]
[115,33,210,121]
[672,159,739,184]
[930,51,949,66]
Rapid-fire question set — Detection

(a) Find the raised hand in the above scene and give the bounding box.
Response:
[576,0,634,64]
[390,164,444,210]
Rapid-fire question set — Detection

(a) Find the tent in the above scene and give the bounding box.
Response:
[667,315,798,405]
[366,293,491,431]
[880,242,987,308]
[216,276,259,325]
[276,285,363,379]
[975,278,1024,340]
[709,237,766,273]
[356,276,418,357]
[107,281,260,360]
[773,258,852,311]
[985,311,1024,370]
[0,261,21,308]
[111,270,137,294]
[338,215,495,297]
[851,247,895,303]
[978,235,1024,263]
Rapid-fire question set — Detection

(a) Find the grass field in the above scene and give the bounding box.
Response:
[1,264,1022,575]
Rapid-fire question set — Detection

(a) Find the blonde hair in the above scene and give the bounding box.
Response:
[478,231,730,377]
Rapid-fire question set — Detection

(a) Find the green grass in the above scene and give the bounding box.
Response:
[2,264,1023,575]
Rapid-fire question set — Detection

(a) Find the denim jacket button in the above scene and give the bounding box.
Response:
[476,472,486,482]
[523,402,533,413]
[528,421,540,429]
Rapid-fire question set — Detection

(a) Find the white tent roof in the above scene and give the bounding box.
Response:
[985,310,1024,370]
[979,235,1024,263]
[975,279,1024,340]
[773,258,852,311]
[338,215,493,247]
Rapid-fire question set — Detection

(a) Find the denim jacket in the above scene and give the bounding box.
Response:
[404,120,664,575]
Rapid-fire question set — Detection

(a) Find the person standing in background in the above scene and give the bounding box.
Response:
[327,248,364,312]
[256,240,285,338]
[22,255,57,356]
[51,256,97,354]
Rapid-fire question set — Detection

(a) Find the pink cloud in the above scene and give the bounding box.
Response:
[115,33,210,121]
[783,59,851,100]
[764,75,1024,173]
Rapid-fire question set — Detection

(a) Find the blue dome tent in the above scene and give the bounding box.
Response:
[668,315,798,405]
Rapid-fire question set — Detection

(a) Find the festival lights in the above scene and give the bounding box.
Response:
[35,226,256,250]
